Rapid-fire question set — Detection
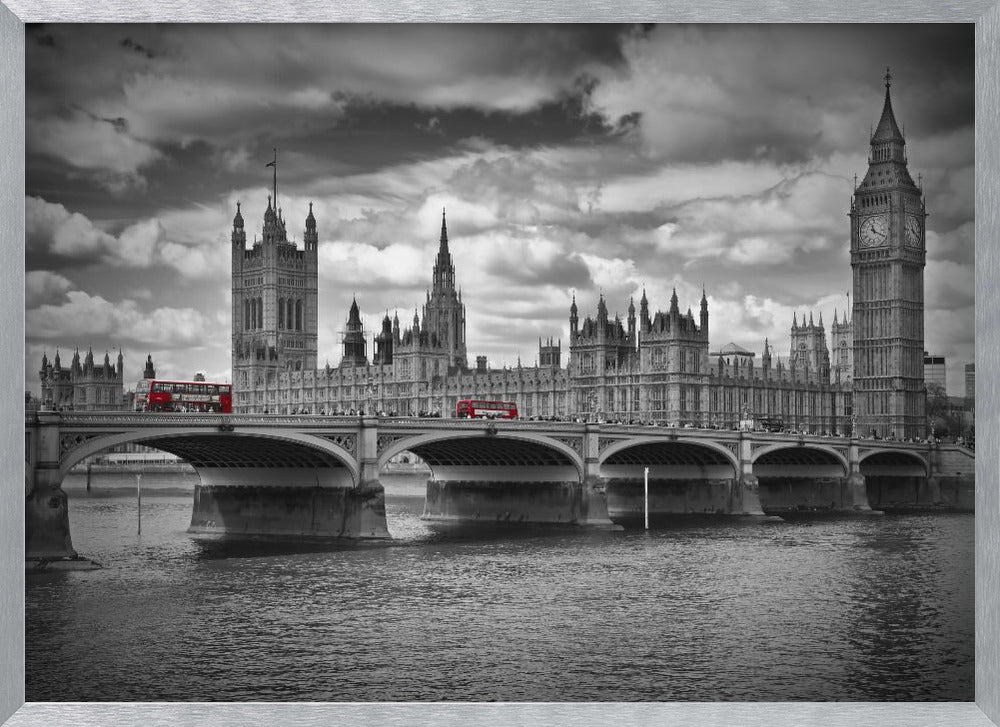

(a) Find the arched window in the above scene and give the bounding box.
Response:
[296,299,303,331]
[245,299,251,330]
[287,299,294,330]
[257,298,263,329]
[278,299,285,329]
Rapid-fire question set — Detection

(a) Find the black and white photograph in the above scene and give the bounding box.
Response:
[22,23,976,704]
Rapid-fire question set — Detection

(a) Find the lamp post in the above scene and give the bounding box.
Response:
[365,375,378,416]
[644,466,649,531]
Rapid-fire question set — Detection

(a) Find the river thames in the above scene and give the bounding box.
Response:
[26,473,973,702]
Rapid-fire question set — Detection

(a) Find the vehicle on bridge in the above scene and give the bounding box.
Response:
[135,379,233,413]
[455,399,518,419]
[757,416,784,433]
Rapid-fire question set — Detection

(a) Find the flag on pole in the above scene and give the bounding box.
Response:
[266,160,275,168]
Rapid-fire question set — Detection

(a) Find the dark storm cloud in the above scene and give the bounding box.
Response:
[485,249,592,288]
[588,24,974,165]
[121,37,156,59]
[23,23,975,393]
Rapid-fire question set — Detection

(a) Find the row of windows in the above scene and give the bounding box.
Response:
[278,298,304,331]
[244,298,263,330]
[859,194,891,209]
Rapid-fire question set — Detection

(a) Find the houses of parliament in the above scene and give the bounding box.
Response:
[230,72,927,439]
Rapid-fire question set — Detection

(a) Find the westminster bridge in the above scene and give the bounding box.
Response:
[24,411,976,560]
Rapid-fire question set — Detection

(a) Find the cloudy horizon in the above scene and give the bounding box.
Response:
[24,23,975,397]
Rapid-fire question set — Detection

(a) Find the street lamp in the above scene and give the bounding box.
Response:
[365,374,378,416]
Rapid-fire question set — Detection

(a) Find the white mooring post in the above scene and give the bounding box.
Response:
[136,473,142,536]
[644,466,649,530]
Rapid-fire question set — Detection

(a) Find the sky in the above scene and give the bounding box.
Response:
[24,23,975,396]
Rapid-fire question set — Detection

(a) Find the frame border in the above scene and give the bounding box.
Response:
[2,5,997,726]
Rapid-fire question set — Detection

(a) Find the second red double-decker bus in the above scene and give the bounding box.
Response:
[455,399,518,419]
[135,379,233,413]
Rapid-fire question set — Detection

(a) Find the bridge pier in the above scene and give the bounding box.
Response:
[25,465,77,560]
[421,475,617,528]
[188,467,390,539]
[731,473,767,517]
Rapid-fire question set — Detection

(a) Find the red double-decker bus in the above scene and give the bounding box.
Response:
[455,399,518,419]
[135,379,233,413]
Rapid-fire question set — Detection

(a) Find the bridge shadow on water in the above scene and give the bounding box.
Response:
[187,519,622,560]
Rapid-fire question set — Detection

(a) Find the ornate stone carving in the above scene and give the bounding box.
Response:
[321,434,356,456]
[551,436,583,457]
[377,434,412,455]
[598,437,619,454]
[59,433,104,458]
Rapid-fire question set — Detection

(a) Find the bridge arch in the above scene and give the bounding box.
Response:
[598,437,740,475]
[750,443,849,476]
[377,430,585,480]
[858,448,929,477]
[56,428,360,484]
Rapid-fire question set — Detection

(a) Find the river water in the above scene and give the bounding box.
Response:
[26,474,973,702]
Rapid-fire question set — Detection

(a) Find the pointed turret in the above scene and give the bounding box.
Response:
[872,67,905,145]
[143,353,155,380]
[439,207,449,257]
[669,288,679,315]
[233,201,244,229]
[569,294,579,341]
[54,349,61,371]
[304,202,318,251]
[639,287,650,333]
[699,286,709,337]
[348,296,361,326]
[859,68,917,192]
[793,312,798,330]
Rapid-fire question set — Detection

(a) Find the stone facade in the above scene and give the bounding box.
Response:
[850,71,927,439]
[232,74,932,438]
[39,348,124,411]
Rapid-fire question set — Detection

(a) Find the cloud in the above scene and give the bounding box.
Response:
[27,110,161,190]
[27,195,229,278]
[587,25,974,165]
[25,271,74,309]
[27,290,219,348]
[652,172,851,265]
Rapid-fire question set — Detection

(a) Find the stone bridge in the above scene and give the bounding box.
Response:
[24,411,975,560]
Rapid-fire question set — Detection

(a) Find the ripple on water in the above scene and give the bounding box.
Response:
[26,488,974,702]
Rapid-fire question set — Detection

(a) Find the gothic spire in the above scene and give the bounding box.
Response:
[439,207,449,257]
[348,296,361,326]
[872,67,904,144]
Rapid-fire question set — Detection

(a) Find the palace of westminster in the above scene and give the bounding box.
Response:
[39,73,931,439]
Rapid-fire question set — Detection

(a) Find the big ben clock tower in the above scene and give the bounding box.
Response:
[850,69,927,439]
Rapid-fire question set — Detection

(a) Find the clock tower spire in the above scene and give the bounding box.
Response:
[850,69,927,439]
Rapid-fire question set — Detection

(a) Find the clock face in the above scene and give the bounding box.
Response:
[859,214,888,247]
[904,214,922,247]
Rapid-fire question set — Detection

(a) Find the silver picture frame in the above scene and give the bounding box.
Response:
[2,3,998,726]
